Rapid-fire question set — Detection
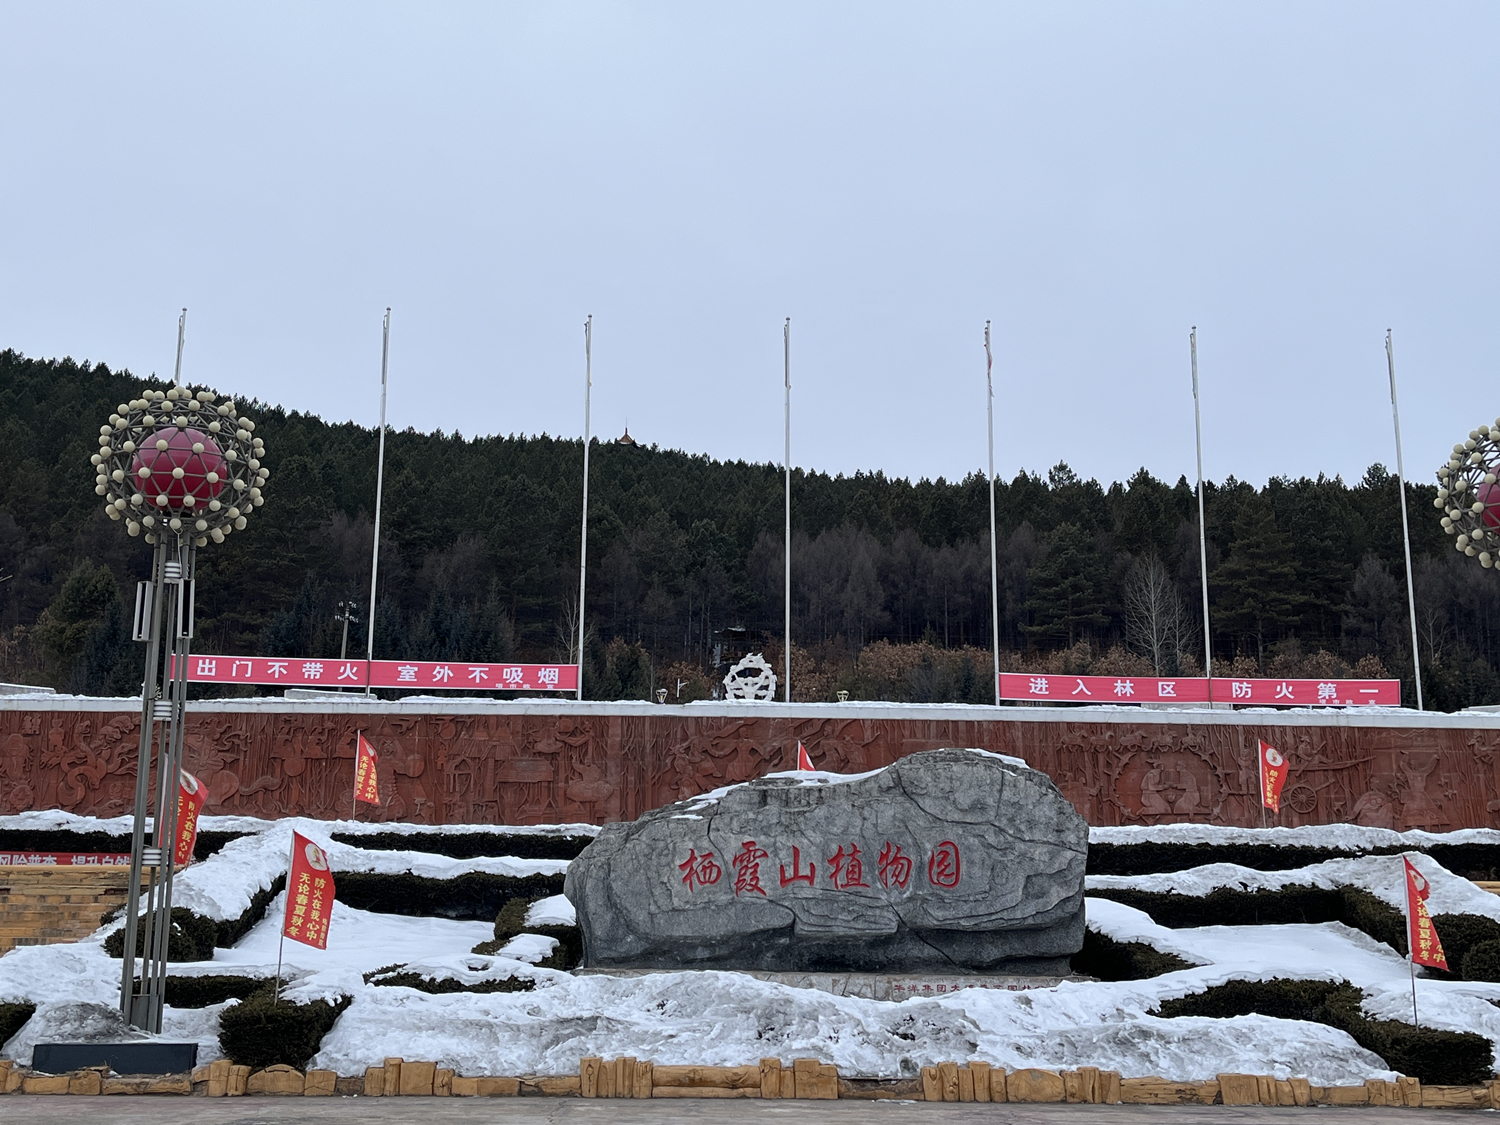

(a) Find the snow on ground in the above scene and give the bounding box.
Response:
[1090,822,1500,850]
[4,808,1500,1083]
[1088,853,1500,921]
[525,895,575,927]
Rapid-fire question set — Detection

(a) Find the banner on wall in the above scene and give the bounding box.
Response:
[998,673,1400,707]
[176,655,578,692]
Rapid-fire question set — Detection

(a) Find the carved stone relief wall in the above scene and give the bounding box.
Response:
[1,706,1496,830]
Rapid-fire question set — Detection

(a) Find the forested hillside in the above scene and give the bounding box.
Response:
[2,349,1494,709]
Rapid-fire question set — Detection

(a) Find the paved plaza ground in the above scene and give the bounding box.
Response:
[0,1100,1485,1124]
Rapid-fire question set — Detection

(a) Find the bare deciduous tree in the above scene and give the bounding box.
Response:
[1124,553,1189,674]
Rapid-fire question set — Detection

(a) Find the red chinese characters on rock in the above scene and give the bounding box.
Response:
[678,848,722,891]
[677,839,962,895]
[928,840,961,888]
[731,841,769,896]
[878,842,913,889]
[826,843,869,889]
[779,846,816,887]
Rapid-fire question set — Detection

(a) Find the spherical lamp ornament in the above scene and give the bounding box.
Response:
[1437,422,1500,568]
[91,385,266,545]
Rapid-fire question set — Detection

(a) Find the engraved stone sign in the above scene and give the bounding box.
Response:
[564,748,1088,973]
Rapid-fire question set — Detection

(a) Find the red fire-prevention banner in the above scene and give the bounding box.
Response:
[283,832,335,950]
[353,733,380,806]
[1403,857,1448,970]
[173,769,207,866]
[177,655,578,692]
[1258,740,1289,813]
[998,673,1400,706]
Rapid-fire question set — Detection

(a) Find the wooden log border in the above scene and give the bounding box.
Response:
[1,1056,1497,1106]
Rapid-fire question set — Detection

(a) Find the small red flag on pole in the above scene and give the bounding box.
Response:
[353,732,380,813]
[172,770,207,867]
[1258,740,1288,813]
[283,833,335,951]
[1402,855,1448,1026]
[275,832,336,1003]
[1404,857,1448,970]
[796,741,814,771]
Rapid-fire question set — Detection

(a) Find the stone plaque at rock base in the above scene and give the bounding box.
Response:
[565,748,1088,973]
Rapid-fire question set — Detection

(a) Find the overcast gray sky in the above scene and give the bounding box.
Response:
[1,4,1495,490]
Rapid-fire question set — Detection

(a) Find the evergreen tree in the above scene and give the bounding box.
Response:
[1022,523,1108,647]
[1211,495,1305,663]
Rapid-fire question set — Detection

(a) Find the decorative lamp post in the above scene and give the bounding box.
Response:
[1435,421,1500,570]
[92,372,269,1031]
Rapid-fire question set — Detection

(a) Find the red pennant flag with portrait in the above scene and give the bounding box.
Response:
[172,769,207,867]
[1258,740,1289,813]
[796,741,815,771]
[1403,856,1448,970]
[353,732,380,806]
[283,832,335,950]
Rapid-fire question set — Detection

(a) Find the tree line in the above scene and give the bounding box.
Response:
[1,348,1495,710]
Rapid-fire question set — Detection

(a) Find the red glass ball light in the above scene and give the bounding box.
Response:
[130,427,227,509]
[1480,481,1500,532]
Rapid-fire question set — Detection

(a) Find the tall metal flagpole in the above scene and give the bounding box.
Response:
[364,309,390,692]
[783,317,792,704]
[576,316,593,700]
[985,321,1000,706]
[1191,329,1214,702]
[1387,330,1425,710]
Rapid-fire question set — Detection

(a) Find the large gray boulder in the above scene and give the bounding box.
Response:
[565,748,1087,973]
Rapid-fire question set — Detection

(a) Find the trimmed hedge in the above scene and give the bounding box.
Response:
[1091,882,1500,981]
[1069,929,1194,981]
[331,830,593,861]
[162,974,269,1009]
[0,829,244,862]
[217,987,351,1070]
[365,965,535,995]
[478,896,582,970]
[1462,939,1500,983]
[1087,840,1500,880]
[215,874,285,947]
[1154,978,1494,1087]
[104,907,218,961]
[332,870,566,921]
[0,1003,35,1049]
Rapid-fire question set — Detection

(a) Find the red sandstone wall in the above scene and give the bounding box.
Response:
[1,707,1494,830]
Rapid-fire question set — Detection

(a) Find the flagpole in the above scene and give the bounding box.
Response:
[783,317,792,705]
[1191,329,1214,703]
[274,834,292,1004]
[985,321,1001,706]
[576,316,592,701]
[1403,854,1419,1026]
[364,310,390,695]
[351,729,360,824]
[1387,331,1425,711]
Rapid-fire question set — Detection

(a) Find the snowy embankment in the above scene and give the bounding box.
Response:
[1,809,1497,1083]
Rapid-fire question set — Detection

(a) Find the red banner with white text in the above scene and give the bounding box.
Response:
[283,831,335,950]
[998,673,1399,707]
[173,769,207,866]
[176,655,578,693]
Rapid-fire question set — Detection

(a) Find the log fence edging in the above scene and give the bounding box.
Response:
[1,1056,1497,1106]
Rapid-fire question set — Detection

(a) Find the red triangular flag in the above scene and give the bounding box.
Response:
[796,741,814,771]
[353,732,380,806]
[1403,856,1447,970]
[1258,740,1289,813]
[283,832,335,950]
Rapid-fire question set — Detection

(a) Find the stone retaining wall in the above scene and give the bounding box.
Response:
[3,697,1498,830]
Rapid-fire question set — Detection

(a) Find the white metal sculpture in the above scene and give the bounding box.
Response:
[723,652,779,701]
